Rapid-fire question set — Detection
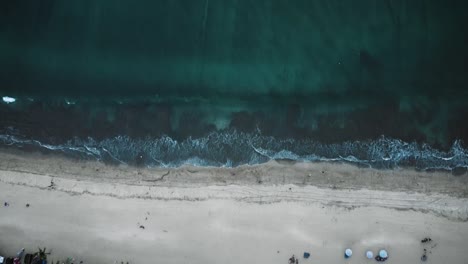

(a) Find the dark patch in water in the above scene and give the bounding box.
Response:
[274,159,297,165]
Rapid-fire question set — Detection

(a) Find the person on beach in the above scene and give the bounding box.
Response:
[421,249,428,261]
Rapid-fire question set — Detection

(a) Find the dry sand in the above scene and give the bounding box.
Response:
[1,150,468,263]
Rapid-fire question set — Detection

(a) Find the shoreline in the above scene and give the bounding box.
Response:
[1,149,467,197]
[1,149,468,263]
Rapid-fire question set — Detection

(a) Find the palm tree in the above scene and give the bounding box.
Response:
[31,248,51,264]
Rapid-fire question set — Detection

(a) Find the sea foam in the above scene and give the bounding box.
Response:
[1,131,467,171]
[2,96,16,104]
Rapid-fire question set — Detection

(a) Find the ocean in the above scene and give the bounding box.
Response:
[1,1,467,171]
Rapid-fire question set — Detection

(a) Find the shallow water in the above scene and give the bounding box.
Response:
[1,1,468,170]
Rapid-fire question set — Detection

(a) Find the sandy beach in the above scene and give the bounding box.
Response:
[3,1,468,263]
[1,150,468,263]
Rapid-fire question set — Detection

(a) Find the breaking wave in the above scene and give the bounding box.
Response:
[1,131,467,171]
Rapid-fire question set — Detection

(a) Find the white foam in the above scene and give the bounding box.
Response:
[1,132,467,169]
[2,96,16,104]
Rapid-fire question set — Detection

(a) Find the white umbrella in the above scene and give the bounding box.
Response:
[379,249,388,258]
[366,251,374,259]
[345,249,353,257]
[17,248,25,258]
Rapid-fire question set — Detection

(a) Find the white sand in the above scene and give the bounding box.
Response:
[1,152,468,263]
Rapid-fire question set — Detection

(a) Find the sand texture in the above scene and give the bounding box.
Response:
[1,150,467,263]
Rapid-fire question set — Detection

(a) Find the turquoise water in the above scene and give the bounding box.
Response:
[1,1,468,170]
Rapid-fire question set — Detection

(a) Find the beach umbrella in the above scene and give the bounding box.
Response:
[366,251,373,259]
[379,249,388,258]
[345,249,353,258]
[16,248,25,258]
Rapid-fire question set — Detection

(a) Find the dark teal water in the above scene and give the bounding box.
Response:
[1,1,468,170]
